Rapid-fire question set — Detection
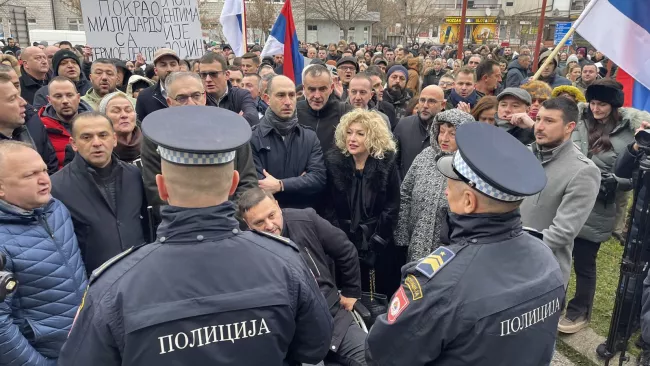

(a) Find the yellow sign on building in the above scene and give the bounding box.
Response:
[444,17,498,24]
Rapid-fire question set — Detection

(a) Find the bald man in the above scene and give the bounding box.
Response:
[44,45,60,70]
[19,46,50,104]
[393,85,446,178]
[250,75,326,209]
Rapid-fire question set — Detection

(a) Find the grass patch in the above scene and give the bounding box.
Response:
[557,340,599,366]
[565,237,642,357]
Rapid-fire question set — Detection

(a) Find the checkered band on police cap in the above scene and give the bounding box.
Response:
[157,146,236,165]
[453,152,524,202]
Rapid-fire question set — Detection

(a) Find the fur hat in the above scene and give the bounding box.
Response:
[521,80,553,101]
[586,82,624,109]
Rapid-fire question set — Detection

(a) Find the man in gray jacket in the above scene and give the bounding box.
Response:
[521,97,600,287]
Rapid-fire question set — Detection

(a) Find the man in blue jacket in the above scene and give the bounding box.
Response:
[0,140,87,366]
[251,75,326,209]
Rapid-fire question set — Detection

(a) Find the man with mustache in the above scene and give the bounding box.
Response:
[251,75,326,209]
[81,59,131,111]
[382,65,413,121]
[50,111,150,274]
[520,97,600,289]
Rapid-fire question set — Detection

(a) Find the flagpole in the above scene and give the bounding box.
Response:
[532,0,599,81]
[242,0,248,53]
[456,0,468,60]
[531,0,548,73]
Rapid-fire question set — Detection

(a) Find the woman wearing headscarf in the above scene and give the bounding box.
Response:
[324,109,401,297]
[395,109,475,262]
[559,79,650,334]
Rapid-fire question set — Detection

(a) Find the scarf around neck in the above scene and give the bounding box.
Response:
[114,126,143,162]
[264,108,299,136]
[449,89,478,108]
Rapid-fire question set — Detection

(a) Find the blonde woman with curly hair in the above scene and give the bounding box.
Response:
[0,54,21,75]
[324,109,402,297]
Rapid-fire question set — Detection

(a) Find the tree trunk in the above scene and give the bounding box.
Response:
[342,28,349,41]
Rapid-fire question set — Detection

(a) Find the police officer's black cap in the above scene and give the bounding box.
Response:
[141,106,251,165]
[437,123,546,201]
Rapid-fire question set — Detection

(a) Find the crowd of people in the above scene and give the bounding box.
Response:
[1,34,650,365]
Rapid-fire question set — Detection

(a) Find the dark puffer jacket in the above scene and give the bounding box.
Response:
[0,198,87,365]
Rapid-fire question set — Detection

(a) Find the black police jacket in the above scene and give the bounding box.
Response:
[250,118,326,209]
[50,154,149,274]
[57,202,333,366]
[282,208,361,352]
[366,210,565,366]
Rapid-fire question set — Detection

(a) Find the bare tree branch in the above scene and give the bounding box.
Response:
[306,0,370,40]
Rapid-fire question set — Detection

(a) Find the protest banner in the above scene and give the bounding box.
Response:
[80,0,204,61]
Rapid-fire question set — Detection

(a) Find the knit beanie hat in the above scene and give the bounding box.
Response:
[52,49,80,76]
[99,91,134,114]
[586,82,624,109]
[567,54,579,64]
[387,65,408,82]
[521,80,553,101]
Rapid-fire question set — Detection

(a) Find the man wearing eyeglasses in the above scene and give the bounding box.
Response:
[393,85,446,178]
[135,48,181,123]
[198,52,259,127]
[139,71,258,222]
[334,56,358,101]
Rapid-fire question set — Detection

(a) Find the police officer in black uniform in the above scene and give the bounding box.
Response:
[58,106,333,366]
[365,122,565,366]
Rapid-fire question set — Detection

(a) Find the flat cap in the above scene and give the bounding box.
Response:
[437,123,546,201]
[497,87,532,106]
[142,106,251,165]
[336,56,359,72]
[153,48,180,64]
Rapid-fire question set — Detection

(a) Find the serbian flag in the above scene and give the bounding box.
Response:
[219,0,247,57]
[261,0,304,84]
[575,0,650,112]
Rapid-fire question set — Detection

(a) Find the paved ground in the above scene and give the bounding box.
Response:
[552,352,576,366]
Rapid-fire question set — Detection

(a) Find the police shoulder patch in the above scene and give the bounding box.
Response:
[415,247,456,279]
[404,274,423,300]
[89,245,137,285]
[253,230,299,252]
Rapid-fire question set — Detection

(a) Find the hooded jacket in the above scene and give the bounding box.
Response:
[32,55,92,110]
[505,59,529,88]
[0,198,87,366]
[126,75,155,98]
[571,103,650,243]
[31,101,92,169]
[112,59,133,93]
[395,110,475,262]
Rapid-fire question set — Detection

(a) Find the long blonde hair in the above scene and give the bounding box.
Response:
[334,109,396,159]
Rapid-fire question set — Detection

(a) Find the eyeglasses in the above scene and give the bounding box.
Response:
[199,71,223,79]
[439,81,454,87]
[418,98,441,105]
[338,66,356,72]
[173,92,205,105]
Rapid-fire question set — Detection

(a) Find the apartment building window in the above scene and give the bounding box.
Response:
[27,18,37,25]
[68,18,84,31]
